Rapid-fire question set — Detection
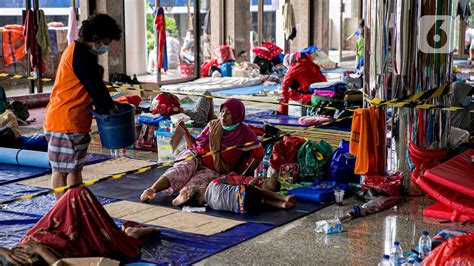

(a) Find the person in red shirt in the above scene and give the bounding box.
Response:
[278,53,327,115]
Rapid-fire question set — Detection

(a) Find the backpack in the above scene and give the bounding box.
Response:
[9,101,29,121]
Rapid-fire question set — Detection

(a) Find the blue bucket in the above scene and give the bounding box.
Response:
[90,103,136,149]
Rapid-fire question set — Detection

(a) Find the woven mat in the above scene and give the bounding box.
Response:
[18,157,156,188]
[104,201,244,236]
[277,125,351,148]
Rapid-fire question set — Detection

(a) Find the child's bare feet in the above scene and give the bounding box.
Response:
[140,188,156,202]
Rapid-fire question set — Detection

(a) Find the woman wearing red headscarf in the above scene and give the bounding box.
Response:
[140,98,263,202]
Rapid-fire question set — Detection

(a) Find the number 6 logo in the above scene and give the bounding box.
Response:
[418,15,455,54]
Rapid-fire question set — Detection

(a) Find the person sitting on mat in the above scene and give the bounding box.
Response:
[43,14,122,200]
[171,179,296,213]
[140,98,264,202]
[0,187,160,265]
[278,52,327,115]
[214,172,281,192]
[151,90,215,129]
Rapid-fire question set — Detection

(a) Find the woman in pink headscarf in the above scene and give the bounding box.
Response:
[140,98,264,202]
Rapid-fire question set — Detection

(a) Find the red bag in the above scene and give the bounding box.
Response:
[423,233,474,265]
[214,45,235,64]
[261,41,283,59]
[270,136,306,170]
[362,172,404,196]
[134,124,158,151]
[200,59,218,77]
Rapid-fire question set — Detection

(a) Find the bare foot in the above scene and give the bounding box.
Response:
[284,194,296,204]
[140,188,156,202]
[281,200,295,209]
[171,193,188,206]
[125,226,161,240]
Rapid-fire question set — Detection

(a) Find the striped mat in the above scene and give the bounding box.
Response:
[277,125,351,148]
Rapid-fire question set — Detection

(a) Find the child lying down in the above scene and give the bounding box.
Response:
[215,172,281,191]
[171,179,296,213]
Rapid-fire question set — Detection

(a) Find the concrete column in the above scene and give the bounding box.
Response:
[210,0,250,61]
[95,0,126,81]
[124,0,147,76]
[79,0,90,23]
[275,2,285,49]
[312,0,330,54]
[210,0,224,56]
[291,0,310,51]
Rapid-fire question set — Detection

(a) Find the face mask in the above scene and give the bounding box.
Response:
[91,41,109,55]
[222,123,240,131]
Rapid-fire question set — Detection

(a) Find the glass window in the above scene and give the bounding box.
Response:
[0,0,79,95]
[140,0,200,84]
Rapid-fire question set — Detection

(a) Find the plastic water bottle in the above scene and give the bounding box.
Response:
[418,231,432,259]
[390,241,403,265]
[378,255,394,266]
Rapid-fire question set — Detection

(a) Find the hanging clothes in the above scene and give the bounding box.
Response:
[24,9,38,66]
[36,9,50,60]
[457,0,472,21]
[3,25,26,65]
[155,6,168,71]
[282,3,296,41]
[67,7,78,44]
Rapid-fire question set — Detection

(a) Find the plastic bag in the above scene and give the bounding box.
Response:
[20,134,48,151]
[326,140,358,184]
[297,139,333,182]
[423,233,474,265]
[362,172,404,196]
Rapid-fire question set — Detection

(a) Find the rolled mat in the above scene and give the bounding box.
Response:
[0,148,50,168]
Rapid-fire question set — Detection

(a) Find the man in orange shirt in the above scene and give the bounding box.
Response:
[43,14,121,199]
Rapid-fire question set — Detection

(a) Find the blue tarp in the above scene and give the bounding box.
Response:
[244,111,351,131]
[0,204,273,265]
[0,153,112,186]
[214,84,279,96]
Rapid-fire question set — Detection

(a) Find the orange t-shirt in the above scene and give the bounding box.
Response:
[44,42,114,133]
[44,42,92,133]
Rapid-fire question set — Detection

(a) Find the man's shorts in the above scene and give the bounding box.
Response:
[45,131,91,173]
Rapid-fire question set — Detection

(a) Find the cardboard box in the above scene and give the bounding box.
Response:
[288,101,309,117]
[52,257,120,266]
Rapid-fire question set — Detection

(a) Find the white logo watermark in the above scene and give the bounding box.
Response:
[418,15,455,54]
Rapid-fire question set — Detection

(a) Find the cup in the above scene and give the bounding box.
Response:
[334,190,345,206]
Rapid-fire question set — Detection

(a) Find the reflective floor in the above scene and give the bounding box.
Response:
[197,196,473,265]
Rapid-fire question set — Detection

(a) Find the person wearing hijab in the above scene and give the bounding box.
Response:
[140,98,264,202]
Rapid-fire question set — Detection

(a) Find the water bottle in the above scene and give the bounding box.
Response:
[378,255,394,266]
[390,241,403,265]
[418,231,432,259]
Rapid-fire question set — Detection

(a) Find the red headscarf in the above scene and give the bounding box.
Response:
[195,98,258,149]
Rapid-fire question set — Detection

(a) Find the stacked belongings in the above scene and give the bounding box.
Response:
[298,81,346,126]
[252,41,283,75]
[201,45,235,77]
